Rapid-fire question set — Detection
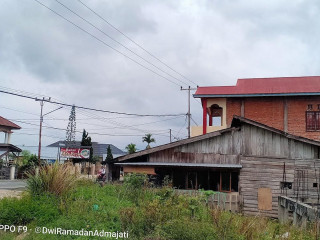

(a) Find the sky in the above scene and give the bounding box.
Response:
[1,0,320,154]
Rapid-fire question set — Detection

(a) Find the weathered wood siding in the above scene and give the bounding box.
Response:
[149,128,241,165]
[240,124,320,217]
[242,124,319,159]
[240,156,295,218]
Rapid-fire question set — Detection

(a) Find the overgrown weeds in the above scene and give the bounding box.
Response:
[0,173,318,239]
[27,162,76,197]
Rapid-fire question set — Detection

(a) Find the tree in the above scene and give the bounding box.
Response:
[81,129,92,146]
[126,143,137,154]
[142,133,156,149]
[104,145,113,164]
[80,129,93,163]
[17,150,39,175]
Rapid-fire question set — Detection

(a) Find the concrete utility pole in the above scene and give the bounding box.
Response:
[36,98,46,166]
[36,97,62,165]
[169,129,172,143]
[181,86,197,138]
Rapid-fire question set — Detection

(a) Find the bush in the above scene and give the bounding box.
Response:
[157,219,217,240]
[122,173,147,204]
[27,163,76,197]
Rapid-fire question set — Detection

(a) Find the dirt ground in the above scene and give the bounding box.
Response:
[0,190,23,199]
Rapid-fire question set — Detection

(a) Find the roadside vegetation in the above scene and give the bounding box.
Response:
[0,167,317,239]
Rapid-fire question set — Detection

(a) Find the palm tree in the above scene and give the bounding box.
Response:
[126,143,137,154]
[142,133,156,149]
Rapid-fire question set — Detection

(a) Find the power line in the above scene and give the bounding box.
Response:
[0,88,185,117]
[54,0,190,87]
[32,0,182,87]
[190,116,199,126]
[14,132,63,139]
[3,102,184,136]
[1,88,187,139]
[73,109,171,136]
[13,119,170,137]
[0,105,39,116]
[77,0,199,87]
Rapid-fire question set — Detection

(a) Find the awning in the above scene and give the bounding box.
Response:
[115,162,242,169]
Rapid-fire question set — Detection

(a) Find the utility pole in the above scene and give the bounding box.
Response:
[181,86,197,138]
[36,97,62,165]
[36,98,46,166]
[169,129,172,143]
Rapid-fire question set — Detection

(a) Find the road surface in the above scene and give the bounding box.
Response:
[0,180,27,190]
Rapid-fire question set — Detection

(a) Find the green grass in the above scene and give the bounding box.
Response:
[0,176,318,239]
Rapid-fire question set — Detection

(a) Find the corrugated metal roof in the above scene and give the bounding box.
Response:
[115,115,320,162]
[0,116,21,129]
[47,141,125,157]
[0,144,22,152]
[194,76,320,97]
[115,162,242,168]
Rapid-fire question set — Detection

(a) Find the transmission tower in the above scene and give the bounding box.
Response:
[66,105,76,147]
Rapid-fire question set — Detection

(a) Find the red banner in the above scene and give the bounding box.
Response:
[60,148,90,159]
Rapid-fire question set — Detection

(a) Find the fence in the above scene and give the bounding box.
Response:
[174,189,240,212]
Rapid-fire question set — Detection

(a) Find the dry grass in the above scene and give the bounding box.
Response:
[27,163,77,197]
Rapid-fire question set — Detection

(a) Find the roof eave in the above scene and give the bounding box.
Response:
[193,92,320,98]
[115,162,242,169]
[114,127,239,162]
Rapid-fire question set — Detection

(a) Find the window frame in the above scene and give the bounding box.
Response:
[306,111,320,131]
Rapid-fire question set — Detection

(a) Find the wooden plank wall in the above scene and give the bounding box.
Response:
[242,125,319,159]
[240,156,295,218]
[149,129,241,165]
[143,122,320,218]
[240,124,320,217]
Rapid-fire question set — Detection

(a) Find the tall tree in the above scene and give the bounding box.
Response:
[81,129,93,162]
[105,145,113,164]
[126,143,137,154]
[142,133,156,149]
[81,129,91,146]
[66,105,76,147]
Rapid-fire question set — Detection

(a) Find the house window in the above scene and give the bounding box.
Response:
[306,111,320,131]
[307,104,313,110]
[318,104,320,110]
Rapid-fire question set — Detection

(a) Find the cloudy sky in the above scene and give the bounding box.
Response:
[1,0,320,154]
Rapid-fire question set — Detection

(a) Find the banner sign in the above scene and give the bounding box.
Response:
[60,148,90,159]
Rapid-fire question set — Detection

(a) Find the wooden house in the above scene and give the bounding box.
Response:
[115,116,320,218]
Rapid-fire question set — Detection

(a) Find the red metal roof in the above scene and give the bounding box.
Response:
[0,116,21,129]
[194,76,320,97]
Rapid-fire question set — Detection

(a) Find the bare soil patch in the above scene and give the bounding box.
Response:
[0,190,23,199]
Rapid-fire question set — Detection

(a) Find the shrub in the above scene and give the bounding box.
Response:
[27,163,76,197]
[122,173,147,204]
[157,219,217,240]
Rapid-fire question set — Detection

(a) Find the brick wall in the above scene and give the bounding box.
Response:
[225,96,320,141]
[226,98,241,126]
[244,97,285,131]
[287,97,320,141]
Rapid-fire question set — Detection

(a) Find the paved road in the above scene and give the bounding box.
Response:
[0,180,27,190]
